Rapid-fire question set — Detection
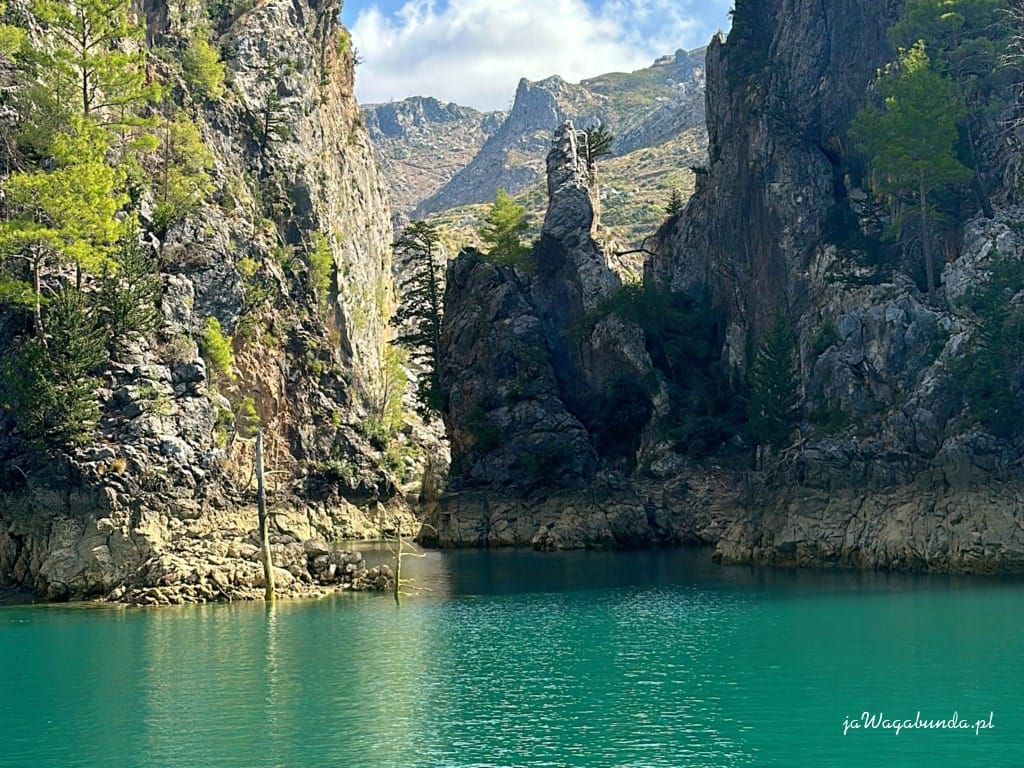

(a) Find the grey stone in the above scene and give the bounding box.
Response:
[171,358,206,385]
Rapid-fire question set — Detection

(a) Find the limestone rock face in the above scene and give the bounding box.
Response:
[425,123,663,543]
[0,0,402,601]
[632,0,1024,574]
[703,199,1024,573]
[218,0,394,382]
[439,252,598,492]
[648,0,898,342]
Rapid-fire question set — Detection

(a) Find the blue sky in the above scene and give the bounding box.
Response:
[341,0,733,110]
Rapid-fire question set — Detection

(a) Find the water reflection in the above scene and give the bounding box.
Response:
[2,549,1023,768]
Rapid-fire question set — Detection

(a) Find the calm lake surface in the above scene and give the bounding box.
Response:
[2,547,1022,768]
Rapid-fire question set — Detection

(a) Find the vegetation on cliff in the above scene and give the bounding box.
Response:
[392,220,445,416]
[477,188,530,269]
[850,43,972,297]
[849,0,1012,293]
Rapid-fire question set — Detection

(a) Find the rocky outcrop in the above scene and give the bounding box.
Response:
[0,0,406,601]
[644,0,1024,574]
[648,0,898,344]
[427,0,1024,578]
[439,251,598,491]
[715,450,1024,574]
[0,472,398,604]
[423,123,665,546]
[712,208,1024,573]
[422,473,734,551]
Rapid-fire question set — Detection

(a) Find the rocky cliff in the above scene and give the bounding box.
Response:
[0,0,406,602]
[425,0,1024,574]
[713,208,1024,573]
[644,0,1024,573]
[422,123,702,550]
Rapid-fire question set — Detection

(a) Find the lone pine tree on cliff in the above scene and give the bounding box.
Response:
[850,42,971,298]
[478,188,529,269]
[392,220,444,416]
[580,123,614,226]
[747,317,801,454]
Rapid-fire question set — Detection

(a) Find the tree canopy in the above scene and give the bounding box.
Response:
[21,0,160,140]
[392,221,445,416]
[849,42,972,295]
[478,188,530,270]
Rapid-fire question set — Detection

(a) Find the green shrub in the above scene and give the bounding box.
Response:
[307,232,334,304]
[811,319,838,357]
[235,396,260,438]
[183,36,226,100]
[465,405,501,452]
[199,317,235,379]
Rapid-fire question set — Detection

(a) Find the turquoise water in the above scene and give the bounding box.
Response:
[2,548,1022,767]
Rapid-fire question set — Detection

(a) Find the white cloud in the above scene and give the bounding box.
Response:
[349,0,716,111]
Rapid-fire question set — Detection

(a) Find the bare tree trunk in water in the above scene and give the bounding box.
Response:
[257,430,275,603]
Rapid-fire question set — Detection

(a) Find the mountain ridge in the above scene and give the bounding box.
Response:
[363,48,708,230]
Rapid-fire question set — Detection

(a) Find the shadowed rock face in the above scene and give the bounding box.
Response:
[643,0,1024,573]
[436,123,622,495]
[425,123,669,547]
[427,1,1024,575]
[649,0,899,346]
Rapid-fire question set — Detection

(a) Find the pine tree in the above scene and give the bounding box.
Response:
[747,317,801,451]
[151,113,215,236]
[27,0,159,125]
[182,36,226,101]
[579,123,614,226]
[849,43,972,297]
[957,259,1024,437]
[581,123,614,170]
[0,119,128,328]
[1,287,108,448]
[392,221,444,416]
[887,0,1008,216]
[478,188,529,269]
[665,188,685,217]
[10,0,161,162]
[1,122,126,259]
[96,226,162,353]
[889,0,1005,77]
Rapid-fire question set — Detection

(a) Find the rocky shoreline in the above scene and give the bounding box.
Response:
[110,539,396,607]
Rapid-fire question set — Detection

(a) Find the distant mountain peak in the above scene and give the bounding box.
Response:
[364,49,709,237]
